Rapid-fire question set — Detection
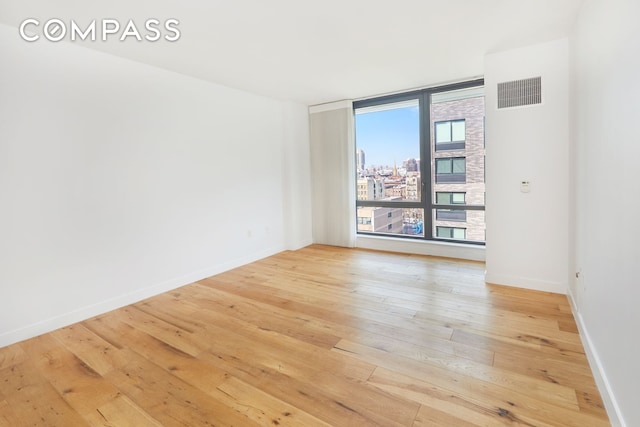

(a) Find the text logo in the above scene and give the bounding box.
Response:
[19,18,181,42]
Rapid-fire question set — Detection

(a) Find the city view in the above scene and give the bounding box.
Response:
[355,86,486,242]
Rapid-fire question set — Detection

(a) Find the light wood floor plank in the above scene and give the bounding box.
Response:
[139,297,378,383]
[51,324,126,376]
[83,394,164,427]
[213,376,334,427]
[104,350,260,427]
[0,245,609,426]
[412,404,482,427]
[0,360,90,426]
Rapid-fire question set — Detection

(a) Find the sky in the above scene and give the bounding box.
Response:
[355,105,420,168]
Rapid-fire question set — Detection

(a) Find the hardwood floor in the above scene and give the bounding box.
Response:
[0,245,609,426]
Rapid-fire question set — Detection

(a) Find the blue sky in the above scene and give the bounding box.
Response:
[355,105,420,168]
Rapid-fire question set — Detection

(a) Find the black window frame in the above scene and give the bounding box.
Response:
[354,78,485,245]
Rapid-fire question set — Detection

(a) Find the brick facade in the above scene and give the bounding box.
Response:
[431,96,486,241]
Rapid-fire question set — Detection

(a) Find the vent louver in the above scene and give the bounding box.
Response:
[497,76,542,109]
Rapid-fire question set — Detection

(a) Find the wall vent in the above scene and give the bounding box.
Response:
[497,76,542,109]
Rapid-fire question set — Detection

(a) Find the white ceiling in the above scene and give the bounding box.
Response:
[0,0,583,105]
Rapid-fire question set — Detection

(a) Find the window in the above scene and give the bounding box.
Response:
[435,120,465,150]
[435,158,466,183]
[354,99,419,205]
[354,80,485,244]
[436,226,466,240]
[435,192,467,221]
[436,192,465,205]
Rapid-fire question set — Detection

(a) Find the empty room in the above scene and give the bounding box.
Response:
[0,0,638,425]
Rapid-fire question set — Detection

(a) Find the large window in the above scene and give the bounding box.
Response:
[354,80,485,244]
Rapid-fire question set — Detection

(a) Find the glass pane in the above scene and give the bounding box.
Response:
[453,228,466,239]
[452,192,465,204]
[436,159,451,174]
[436,227,451,238]
[432,209,485,242]
[452,158,466,173]
[452,121,465,141]
[355,99,420,202]
[357,206,425,237]
[436,192,451,204]
[435,122,451,143]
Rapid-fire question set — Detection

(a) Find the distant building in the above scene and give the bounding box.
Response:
[383,177,403,198]
[357,177,384,200]
[391,184,406,199]
[406,175,421,201]
[403,158,418,172]
[357,206,403,234]
[356,149,365,171]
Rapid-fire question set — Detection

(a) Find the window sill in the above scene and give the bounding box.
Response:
[356,234,485,262]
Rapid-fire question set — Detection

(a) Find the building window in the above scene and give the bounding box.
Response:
[435,120,465,150]
[436,192,465,205]
[354,79,485,244]
[435,158,466,183]
[435,192,467,221]
[436,226,466,240]
[357,217,372,225]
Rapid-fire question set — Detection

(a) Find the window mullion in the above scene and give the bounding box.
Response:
[420,91,433,240]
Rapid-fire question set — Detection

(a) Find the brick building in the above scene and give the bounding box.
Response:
[431,94,485,241]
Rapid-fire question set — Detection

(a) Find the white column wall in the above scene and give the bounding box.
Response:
[570,1,640,424]
[485,38,570,294]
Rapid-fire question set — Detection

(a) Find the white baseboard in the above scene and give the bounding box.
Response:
[567,290,626,427]
[286,238,314,252]
[484,272,566,294]
[0,245,284,349]
[356,235,485,262]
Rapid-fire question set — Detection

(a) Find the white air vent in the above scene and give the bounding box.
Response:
[497,77,542,109]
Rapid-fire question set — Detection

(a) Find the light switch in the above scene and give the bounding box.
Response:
[520,181,531,193]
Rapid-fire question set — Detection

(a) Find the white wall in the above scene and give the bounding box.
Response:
[282,103,313,250]
[570,1,640,425]
[0,23,311,347]
[485,39,570,294]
